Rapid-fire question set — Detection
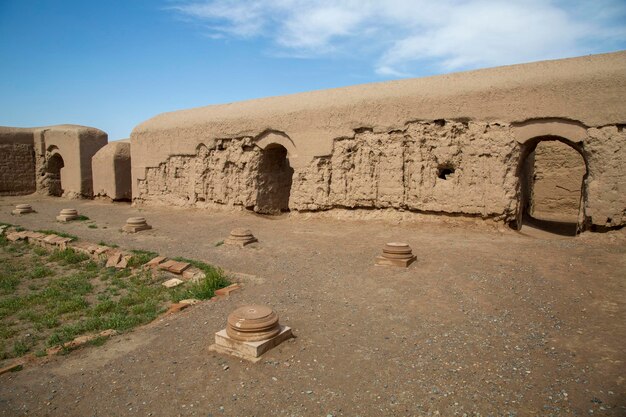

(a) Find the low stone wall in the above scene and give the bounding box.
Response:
[0,143,35,195]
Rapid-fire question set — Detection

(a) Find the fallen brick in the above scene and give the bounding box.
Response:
[105,252,122,267]
[6,232,25,242]
[94,246,109,255]
[165,302,190,315]
[47,330,118,355]
[168,261,190,274]
[99,329,117,338]
[215,283,242,297]
[179,298,200,305]
[158,260,177,270]
[115,255,131,269]
[0,361,24,376]
[145,256,167,268]
[182,267,200,280]
[162,278,183,288]
[43,235,59,244]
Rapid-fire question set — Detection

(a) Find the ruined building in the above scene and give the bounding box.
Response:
[0,125,107,198]
[130,51,626,231]
[1,52,624,232]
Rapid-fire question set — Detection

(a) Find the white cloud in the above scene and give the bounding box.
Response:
[171,0,626,77]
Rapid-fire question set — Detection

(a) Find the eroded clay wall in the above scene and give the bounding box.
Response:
[92,140,132,200]
[138,138,262,208]
[138,121,520,219]
[0,143,36,195]
[585,125,626,228]
[530,141,586,220]
[292,121,518,217]
[132,52,626,229]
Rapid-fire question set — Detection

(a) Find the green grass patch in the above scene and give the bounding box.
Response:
[127,249,158,268]
[170,257,229,302]
[88,224,98,229]
[29,265,53,279]
[98,241,118,248]
[0,235,228,361]
[35,230,78,241]
[33,246,49,256]
[48,248,90,265]
[76,215,90,221]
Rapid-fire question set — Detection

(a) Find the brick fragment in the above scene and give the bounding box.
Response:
[168,261,190,274]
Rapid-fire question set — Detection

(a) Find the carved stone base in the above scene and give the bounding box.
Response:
[12,204,34,215]
[375,255,416,267]
[209,325,292,362]
[122,217,152,233]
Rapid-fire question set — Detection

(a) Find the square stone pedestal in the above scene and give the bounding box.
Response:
[122,224,152,233]
[209,325,292,362]
[375,255,416,267]
[224,237,258,247]
[56,214,78,222]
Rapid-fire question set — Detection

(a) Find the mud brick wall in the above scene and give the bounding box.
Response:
[291,121,518,218]
[0,143,36,195]
[530,141,586,220]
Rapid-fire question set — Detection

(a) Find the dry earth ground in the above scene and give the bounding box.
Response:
[0,195,624,417]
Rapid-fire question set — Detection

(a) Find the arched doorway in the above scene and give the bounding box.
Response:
[46,153,65,196]
[516,136,588,236]
[255,144,293,214]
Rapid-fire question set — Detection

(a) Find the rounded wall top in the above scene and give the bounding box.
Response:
[133,51,626,142]
[93,140,131,161]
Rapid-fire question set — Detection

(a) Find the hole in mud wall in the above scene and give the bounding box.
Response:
[45,153,65,197]
[255,145,294,214]
[437,165,455,180]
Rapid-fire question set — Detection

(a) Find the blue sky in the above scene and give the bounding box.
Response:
[1,0,625,141]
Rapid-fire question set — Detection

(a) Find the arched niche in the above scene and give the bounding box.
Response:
[255,143,294,214]
[45,150,65,197]
[513,135,589,235]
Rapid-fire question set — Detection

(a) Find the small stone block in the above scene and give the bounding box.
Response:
[56,215,78,222]
[11,208,33,215]
[162,278,184,288]
[209,326,293,362]
[43,235,59,244]
[375,255,416,267]
[0,361,24,376]
[168,261,190,274]
[6,233,22,242]
[158,260,177,270]
[165,302,190,314]
[122,224,152,233]
[116,255,130,269]
[50,236,67,245]
[224,237,258,247]
[145,256,167,268]
[214,283,242,297]
[182,267,205,282]
[94,246,109,255]
[106,252,122,268]
[179,299,200,305]
[87,245,99,254]
[70,242,92,255]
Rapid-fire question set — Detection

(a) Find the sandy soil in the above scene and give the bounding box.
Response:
[0,195,624,417]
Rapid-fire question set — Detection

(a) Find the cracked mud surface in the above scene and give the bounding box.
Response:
[0,195,624,416]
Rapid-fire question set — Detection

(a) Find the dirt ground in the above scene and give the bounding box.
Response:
[0,195,624,417]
